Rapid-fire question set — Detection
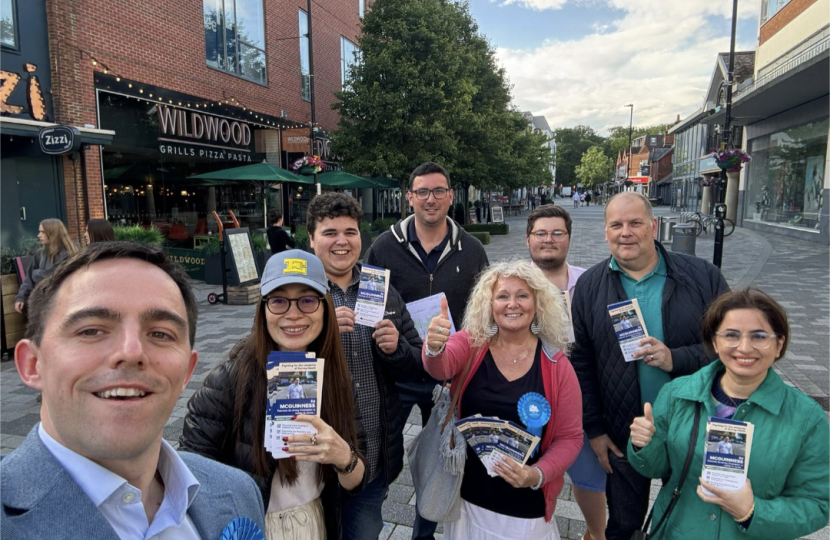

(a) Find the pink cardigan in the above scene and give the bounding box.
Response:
[423,330,584,522]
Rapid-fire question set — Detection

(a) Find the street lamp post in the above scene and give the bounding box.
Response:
[625,104,634,192]
[307,0,320,195]
[713,0,739,269]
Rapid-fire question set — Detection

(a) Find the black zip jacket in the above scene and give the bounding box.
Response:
[179,354,368,540]
[569,241,730,450]
[357,273,424,483]
[364,215,489,338]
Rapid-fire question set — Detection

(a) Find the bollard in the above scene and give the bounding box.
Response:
[671,223,697,256]
[659,217,677,243]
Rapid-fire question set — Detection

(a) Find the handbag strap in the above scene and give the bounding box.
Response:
[439,348,477,447]
[642,401,702,540]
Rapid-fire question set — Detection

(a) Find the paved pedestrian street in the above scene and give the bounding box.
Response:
[2,204,828,539]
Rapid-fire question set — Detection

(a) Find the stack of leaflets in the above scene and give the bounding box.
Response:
[406,292,456,341]
[701,417,754,495]
[265,351,325,460]
[454,416,540,477]
[354,264,390,327]
[608,298,649,362]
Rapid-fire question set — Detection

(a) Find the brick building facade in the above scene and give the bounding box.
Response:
[42,0,364,240]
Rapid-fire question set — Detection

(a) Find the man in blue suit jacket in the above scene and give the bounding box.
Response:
[1,242,265,539]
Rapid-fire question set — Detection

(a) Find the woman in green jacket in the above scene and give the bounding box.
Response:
[628,288,829,540]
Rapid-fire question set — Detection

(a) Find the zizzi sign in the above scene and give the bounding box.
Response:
[157,105,252,151]
[39,126,81,155]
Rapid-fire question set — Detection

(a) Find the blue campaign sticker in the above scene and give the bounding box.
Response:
[518,392,551,440]
[220,517,265,540]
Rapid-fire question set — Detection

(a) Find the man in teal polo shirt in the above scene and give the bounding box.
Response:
[570,192,729,540]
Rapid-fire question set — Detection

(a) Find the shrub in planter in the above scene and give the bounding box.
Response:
[293,225,311,252]
[113,225,165,246]
[199,236,239,286]
[371,218,397,232]
[463,223,510,235]
[467,231,490,245]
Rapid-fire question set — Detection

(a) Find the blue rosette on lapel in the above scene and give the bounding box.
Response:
[518,392,551,457]
[220,517,265,540]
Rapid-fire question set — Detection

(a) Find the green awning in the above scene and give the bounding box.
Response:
[188,161,312,184]
[370,176,400,189]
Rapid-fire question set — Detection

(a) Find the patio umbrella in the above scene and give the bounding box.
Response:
[370,176,401,189]
[317,171,381,189]
[188,161,313,227]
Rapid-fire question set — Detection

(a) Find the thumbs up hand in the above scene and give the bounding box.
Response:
[630,402,656,450]
[426,296,452,353]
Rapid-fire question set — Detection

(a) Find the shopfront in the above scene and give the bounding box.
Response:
[743,116,828,234]
[95,73,306,241]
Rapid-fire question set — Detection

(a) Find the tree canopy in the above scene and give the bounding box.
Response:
[550,126,604,188]
[575,146,614,188]
[331,0,552,214]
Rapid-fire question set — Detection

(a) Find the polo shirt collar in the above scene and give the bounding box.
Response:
[609,250,667,282]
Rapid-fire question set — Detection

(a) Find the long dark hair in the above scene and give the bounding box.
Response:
[232,293,357,485]
[40,218,78,263]
[87,219,115,243]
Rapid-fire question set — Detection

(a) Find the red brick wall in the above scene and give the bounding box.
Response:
[45,0,362,232]
[649,149,674,184]
[760,0,819,45]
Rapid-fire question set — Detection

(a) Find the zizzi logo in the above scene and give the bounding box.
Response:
[0,63,49,122]
[43,134,69,146]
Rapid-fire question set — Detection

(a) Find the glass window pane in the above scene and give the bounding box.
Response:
[341,38,358,88]
[203,0,224,69]
[300,10,310,100]
[224,1,236,73]
[236,0,264,49]
[1,0,16,49]
[359,0,365,17]
[239,43,265,84]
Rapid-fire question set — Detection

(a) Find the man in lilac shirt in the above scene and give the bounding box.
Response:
[1,243,264,539]
[527,204,606,540]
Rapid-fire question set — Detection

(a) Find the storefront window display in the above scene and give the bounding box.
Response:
[745,118,827,231]
[98,90,287,241]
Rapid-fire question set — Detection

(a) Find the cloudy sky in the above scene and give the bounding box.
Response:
[469,0,761,134]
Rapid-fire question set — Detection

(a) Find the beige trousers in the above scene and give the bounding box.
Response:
[265,498,326,540]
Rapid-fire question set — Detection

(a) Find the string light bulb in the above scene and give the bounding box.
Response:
[92,60,97,66]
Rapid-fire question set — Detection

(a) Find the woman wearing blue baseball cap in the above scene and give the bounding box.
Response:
[181,250,367,540]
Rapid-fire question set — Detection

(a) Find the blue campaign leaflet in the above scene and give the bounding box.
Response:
[701,417,754,494]
[607,299,649,362]
[265,351,324,459]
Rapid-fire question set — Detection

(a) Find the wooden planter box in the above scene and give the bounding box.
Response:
[2,274,26,350]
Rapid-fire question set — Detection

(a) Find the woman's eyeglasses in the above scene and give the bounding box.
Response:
[263,296,324,315]
[715,331,778,350]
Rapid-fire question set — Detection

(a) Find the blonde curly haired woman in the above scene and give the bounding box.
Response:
[424,261,583,539]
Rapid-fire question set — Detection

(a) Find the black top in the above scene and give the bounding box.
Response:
[267,226,295,255]
[459,341,546,518]
[407,219,450,273]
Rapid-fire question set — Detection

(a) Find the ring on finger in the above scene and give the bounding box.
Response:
[438,326,444,334]
[309,434,317,445]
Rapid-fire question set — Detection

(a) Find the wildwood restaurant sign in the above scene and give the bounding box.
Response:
[157,105,253,162]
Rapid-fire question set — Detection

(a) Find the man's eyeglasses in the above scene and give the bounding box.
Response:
[715,331,778,350]
[409,188,450,200]
[530,230,569,242]
[263,296,324,315]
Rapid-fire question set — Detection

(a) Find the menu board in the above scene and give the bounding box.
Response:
[491,206,504,223]
[225,228,260,285]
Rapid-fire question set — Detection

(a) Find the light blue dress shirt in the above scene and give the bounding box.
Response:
[38,424,202,540]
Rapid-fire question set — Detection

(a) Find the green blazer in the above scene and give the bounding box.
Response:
[628,360,829,540]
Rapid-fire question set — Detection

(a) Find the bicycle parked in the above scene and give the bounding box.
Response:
[681,211,735,237]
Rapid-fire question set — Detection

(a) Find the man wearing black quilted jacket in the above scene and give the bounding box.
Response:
[570,192,729,540]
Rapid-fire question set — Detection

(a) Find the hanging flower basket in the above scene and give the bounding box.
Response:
[697,176,716,187]
[706,149,751,173]
[292,155,326,174]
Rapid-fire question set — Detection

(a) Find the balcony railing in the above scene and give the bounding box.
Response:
[735,36,830,101]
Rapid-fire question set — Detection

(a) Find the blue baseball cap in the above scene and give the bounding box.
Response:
[261,250,329,297]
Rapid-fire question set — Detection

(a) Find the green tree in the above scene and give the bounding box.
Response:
[331,0,551,218]
[575,146,614,188]
[551,126,604,188]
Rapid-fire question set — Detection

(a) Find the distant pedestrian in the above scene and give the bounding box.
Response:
[580,193,586,207]
[572,191,580,209]
[266,210,295,255]
[585,193,592,207]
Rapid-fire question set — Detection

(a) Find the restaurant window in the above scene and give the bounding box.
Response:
[204,0,266,85]
[341,36,359,88]
[299,9,310,101]
[744,117,827,230]
[1,0,17,50]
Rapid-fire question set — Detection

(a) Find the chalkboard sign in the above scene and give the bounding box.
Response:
[491,206,504,223]
[468,208,478,224]
[224,228,260,286]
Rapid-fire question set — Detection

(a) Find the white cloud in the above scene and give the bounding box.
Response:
[499,0,570,10]
[495,0,761,133]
